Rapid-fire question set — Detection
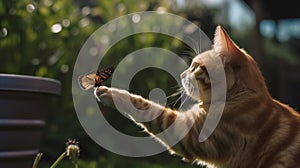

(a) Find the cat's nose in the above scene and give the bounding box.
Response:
[180,71,187,79]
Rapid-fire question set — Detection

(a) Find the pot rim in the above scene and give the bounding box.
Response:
[0,74,61,95]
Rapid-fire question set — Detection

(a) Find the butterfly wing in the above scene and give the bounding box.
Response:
[78,71,97,90]
[79,66,114,90]
[95,66,114,87]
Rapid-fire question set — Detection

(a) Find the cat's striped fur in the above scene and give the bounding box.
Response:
[96,26,300,168]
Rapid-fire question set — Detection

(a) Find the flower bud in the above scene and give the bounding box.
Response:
[65,139,80,163]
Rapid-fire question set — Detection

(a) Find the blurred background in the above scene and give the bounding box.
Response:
[0,0,299,167]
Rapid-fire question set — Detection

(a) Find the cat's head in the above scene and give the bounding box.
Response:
[181,25,269,103]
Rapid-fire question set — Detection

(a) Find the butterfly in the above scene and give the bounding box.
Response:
[78,66,115,90]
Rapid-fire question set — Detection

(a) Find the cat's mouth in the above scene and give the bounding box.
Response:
[181,75,200,100]
[181,77,192,94]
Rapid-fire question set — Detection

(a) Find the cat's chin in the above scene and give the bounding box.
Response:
[184,89,201,101]
[181,78,201,101]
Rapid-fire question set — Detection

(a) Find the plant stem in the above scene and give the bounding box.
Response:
[50,151,67,168]
[32,153,43,168]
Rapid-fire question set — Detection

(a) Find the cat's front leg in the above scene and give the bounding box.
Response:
[95,86,165,122]
[95,86,179,134]
[95,86,153,111]
[96,86,199,161]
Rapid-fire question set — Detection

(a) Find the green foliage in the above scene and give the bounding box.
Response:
[39,152,204,168]
[0,0,90,76]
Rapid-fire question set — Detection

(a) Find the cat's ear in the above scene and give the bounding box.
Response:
[213,25,245,65]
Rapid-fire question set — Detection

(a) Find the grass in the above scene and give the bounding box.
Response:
[33,139,206,168]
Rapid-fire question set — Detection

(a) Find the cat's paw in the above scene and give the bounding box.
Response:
[95,86,114,107]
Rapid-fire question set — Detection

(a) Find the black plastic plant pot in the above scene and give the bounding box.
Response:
[0,74,61,168]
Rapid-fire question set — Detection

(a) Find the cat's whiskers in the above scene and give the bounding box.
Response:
[165,90,181,100]
[187,36,202,56]
[165,85,182,100]
[191,38,200,55]
[179,84,194,109]
[181,50,196,61]
[172,88,186,108]
[181,38,201,61]
[165,87,184,107]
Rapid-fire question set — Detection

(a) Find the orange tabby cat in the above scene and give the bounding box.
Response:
[96,26,300,168]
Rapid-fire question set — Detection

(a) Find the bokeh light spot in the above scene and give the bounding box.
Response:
[26,4,36,13]
[132,14,141,23]
[51,23,62,33]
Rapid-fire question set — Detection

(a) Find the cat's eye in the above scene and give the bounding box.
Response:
[200,64,207,73]
[190,63,199,72]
